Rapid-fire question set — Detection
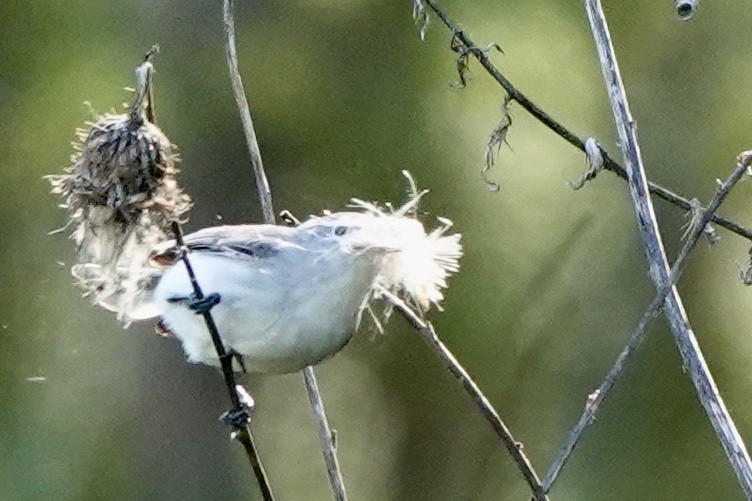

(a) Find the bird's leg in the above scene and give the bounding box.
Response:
[155,318,174,337]
[279,209,301,227]
[233,350,247,373]
[220,349,247,374]
[220,407,250,428]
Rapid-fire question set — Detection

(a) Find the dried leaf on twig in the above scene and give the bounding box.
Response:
[412,0,430,40]
[482,95,512,192]
[450,33,503,89]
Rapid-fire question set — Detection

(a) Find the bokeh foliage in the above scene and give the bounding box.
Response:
[2,0,752,499]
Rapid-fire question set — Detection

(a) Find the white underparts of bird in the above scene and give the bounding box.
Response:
[103,198,462,374]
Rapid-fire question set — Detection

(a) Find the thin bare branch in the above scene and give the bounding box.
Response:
[221,1,348,499]
[222,0,275,225]
[304,367,348,501]
[420,0,752,243]
[543,154,752,492]
[380,289,549,501]
[585,1,752,497]
[171,222,274,501]
[140,53,273,499]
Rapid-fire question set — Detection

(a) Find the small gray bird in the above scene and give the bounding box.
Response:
[104,198,462,374]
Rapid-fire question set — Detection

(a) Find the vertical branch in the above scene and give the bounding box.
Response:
[304,368,348,501]
[585,1,752,497]
[221,1,348,499]
[142,52,273,499]
[222,0,275,225]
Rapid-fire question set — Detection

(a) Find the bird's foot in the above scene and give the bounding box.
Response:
[220,385,255,428]
[220,407,250,428]
[187,292,221,314]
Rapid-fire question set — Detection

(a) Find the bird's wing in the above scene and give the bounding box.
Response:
[150,224,297,267]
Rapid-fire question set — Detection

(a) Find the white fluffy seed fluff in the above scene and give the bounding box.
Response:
[343,197,462,314]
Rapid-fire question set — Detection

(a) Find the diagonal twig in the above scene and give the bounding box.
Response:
[170,222,274,500]
[379,289,549,501]
[142,49,273,499]
[221,1,348,499]
[542,154,752,492]
[420,0,752,243]
[585,1,752,497]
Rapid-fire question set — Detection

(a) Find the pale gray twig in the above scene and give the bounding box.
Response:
[542,154,752,492]
[221,1,348,499]
[222,0,275,225]
[379,289,549,501]
[585,1,752,497]
[304,368,348,501]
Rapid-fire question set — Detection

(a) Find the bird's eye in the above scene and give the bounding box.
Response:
[334,226,348,236]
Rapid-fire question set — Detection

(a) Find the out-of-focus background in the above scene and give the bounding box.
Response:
[3,0,752,499]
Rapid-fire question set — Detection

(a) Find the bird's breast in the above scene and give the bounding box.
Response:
[154,247,383,373]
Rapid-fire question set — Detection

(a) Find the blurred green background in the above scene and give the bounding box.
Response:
[3,0,752,499]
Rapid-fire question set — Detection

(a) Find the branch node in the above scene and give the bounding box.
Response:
[676,0,699,21]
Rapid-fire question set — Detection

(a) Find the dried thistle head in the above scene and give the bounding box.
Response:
[47,54,192,322]
[55,112,189,221]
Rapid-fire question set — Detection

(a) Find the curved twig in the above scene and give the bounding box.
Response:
[421,0,752,243]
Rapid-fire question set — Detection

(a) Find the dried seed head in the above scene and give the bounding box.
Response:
[47,55,192,322]
[54,113,189,224]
